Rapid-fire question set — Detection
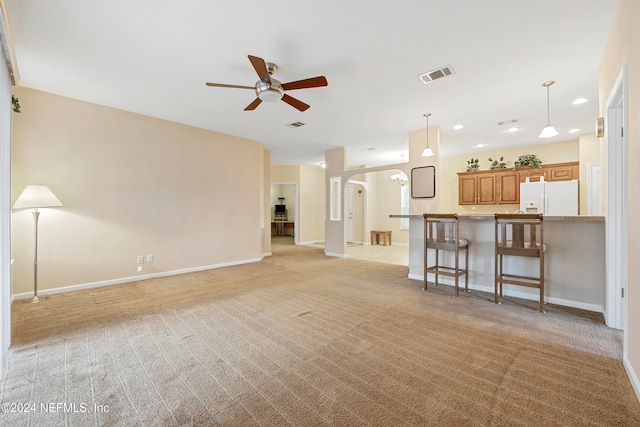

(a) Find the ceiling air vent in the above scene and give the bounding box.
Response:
[286,121,306,128]
[419,65,455,84]
[497,119,519,126]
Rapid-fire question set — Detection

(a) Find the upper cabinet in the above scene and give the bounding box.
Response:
[518,161,579,182]
[497,172,520,204]
[457,161,578,205]
[459,173,497,205]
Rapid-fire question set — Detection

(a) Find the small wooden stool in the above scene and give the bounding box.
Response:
[370,230,392,246]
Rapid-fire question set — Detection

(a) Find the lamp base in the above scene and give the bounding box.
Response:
[23,295,48,303]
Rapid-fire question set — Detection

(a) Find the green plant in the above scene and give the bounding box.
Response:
[488,156,507,169]
[513,154,542,171]
[11,95,20,113]
[466,158,480,172]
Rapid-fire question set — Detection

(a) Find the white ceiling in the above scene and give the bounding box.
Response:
[5,0,619,168]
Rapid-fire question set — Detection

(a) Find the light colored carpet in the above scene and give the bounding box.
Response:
[2,240,639,426]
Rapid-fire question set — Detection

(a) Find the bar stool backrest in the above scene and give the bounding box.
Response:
[424,214,462,252]
[495,214,543,258]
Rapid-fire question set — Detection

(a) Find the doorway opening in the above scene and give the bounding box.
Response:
[270,183,297,245]
[345,169,409,267]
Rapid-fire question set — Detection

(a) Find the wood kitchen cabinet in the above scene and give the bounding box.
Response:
[458,172,497,205]
[547,162,579,181]
[497,172,520,204]
[458,161,578,206]
[518,161,579,182]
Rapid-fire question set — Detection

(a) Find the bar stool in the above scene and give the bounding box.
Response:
[494,214,545,312]
[423,214,470,298]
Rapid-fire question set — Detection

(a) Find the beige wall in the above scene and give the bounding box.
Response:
[271,165,299,183]
[369,170,409,245]
[599,0,640,397]
[439,139,580,214]
[11,87,268,295]
[298,165,325,244]
[579,133,602,215]
[262,150,271,255]
[324,147,346,256]
[408,126,439,215]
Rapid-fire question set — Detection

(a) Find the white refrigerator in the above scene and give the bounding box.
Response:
[519,178,579,216]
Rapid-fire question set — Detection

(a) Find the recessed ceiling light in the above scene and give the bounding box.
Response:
[568,128,581,134]
[475,144,487,148]
[506,127,521,133]
[572,98,588,105]
[363,147,375,151]
[453,124,464,130]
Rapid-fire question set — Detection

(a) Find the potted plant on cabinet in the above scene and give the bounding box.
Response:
[488,156,507,169]
[513,154,542,171]
[466,158,480,172]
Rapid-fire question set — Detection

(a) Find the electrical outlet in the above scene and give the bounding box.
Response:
[469,263,475,270]
[137,256,144,264]
[137,266,143,272]
[146,254,153,263]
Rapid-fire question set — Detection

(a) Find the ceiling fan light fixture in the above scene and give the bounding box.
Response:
[539,80,558,139]
[256,80,284,102]
[206,55,327,112]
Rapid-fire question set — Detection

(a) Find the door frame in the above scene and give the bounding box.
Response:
[604,65,628,334]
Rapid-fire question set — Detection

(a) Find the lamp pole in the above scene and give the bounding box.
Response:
[29,209,46,302]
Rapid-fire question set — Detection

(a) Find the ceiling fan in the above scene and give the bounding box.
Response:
[206,55,328,112]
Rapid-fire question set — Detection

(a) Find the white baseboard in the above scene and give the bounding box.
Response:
[297,240,323,246]
[407,274,604,313]
[624,356,640,403]
[11,256,266,301]
[325,251,347,258]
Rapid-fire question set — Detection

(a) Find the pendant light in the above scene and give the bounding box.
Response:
[421,113,434,157]
[538,80,559,138]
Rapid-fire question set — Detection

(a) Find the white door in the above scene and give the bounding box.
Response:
[587,162,602,215]
[346,185,354,243]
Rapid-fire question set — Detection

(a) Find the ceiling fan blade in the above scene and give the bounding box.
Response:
[282,94,310,112]
[244,98,262,111]
[206,82,255,89]
[281,76,328,91]
[248,55,271,83]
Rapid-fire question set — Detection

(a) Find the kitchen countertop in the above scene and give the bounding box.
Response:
[392,212,605,312]
[389,214,604,222]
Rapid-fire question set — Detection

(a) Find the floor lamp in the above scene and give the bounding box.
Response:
[13,185,63,303]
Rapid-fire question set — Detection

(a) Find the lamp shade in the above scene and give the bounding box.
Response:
[538,125,559,138]
[421,147,434,157]
[13,185,63,209]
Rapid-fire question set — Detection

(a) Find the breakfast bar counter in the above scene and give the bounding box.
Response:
[390,214,605,312]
